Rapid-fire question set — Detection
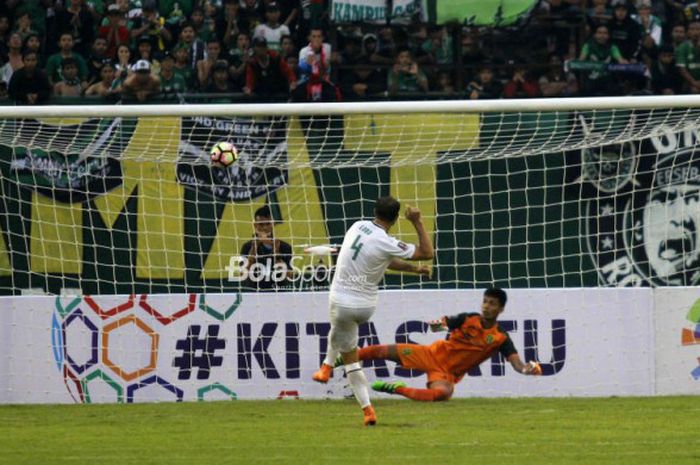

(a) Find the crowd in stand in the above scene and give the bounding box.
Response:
[0,0,699,104]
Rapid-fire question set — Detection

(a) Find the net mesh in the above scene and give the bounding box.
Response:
[0,107,699,294]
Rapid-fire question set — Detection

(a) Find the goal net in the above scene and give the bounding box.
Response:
[0,97,698,403]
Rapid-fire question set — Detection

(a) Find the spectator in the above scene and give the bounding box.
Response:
[436,71,457,96]
[86,37,109,85]
[244,37,296,97]
[0,33,23,86]
[216,0,246,49]
[634,1,662,46]
[190,7,215,42]
[503,66,541,98]
[158,0,194,19]
[587,0,613,31]
[339,58,386,100]
[240,0,265,32]
[98,4,129,59]
[676,20,700,92]
[53,58,84,97]
[253,2,290,52]
[539,53,578,96]
[23,33,42,64]
[227,32,251,89]
[197,39,222,88]
[12,11,38,41]
[609,2,642,60]
[173,44,195,90]
[652,45,684,94]
[420,26,453,66]
[55,0,95,58]
[115,43,132,74]
[130,4,173,54]
[685,1,700,22]
[461,32,487,79]
[46,31,89,86]
[8,50,50,105]
[159,52,188,95]
[0,14,9,62]
[280,34,296,59]
[205,59,239,93]
[239,205,293,291]
[178,22,206,69]
[334,35,363,66]
[579,24,627,95]
[298,28,332,83]
[118,59,161,102]
[671,23,687,50]
[388,48,429,95]
[467,65,503,99]
[362,33,391,65]
[85,59,118,97]
[136,35,160,74]
[272,0,299,29]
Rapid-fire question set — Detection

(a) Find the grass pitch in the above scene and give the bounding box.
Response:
[0,396,696,465]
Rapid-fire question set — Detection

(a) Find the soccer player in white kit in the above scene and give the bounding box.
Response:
[312,196,434,426]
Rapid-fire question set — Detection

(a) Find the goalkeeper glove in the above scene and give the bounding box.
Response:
[522,361,542,376]
[428,318,446,332]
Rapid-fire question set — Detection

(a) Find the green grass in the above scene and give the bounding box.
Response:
[0,397,697,465]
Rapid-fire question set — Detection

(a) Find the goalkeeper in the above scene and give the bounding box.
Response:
[357,288,542,401]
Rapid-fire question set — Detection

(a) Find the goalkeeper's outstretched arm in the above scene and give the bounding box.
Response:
[508,354,542,376]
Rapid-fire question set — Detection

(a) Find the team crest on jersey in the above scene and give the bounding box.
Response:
[397,241,408,251]
[485,334,494,344]
[585,128,700,286]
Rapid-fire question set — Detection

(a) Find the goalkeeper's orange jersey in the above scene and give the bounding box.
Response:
[430,313,517,378]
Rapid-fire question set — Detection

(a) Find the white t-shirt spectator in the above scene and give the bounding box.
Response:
[253,23,290,52]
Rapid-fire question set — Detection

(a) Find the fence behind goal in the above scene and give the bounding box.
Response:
[0,98,698,403]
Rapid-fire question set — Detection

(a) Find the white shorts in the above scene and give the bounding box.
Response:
[328,302,375,353]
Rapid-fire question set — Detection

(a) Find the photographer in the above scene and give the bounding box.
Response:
[388,47,428,96]
[239,206,293,290]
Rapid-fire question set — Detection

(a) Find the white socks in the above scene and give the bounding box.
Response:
[344,362,371,409]
[323,347,339,367]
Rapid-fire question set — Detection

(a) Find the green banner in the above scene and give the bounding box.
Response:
[426,0,539,26]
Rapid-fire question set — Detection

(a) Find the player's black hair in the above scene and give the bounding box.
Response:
[254,205,272,219]
[374,196,400,223]
[484,287,507,307]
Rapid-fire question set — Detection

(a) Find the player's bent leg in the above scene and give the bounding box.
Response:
[358,344,401,363]
[394,380,454,402]
[342,349,375,426]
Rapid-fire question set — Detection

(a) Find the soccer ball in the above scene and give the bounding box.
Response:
[210,141,238,167]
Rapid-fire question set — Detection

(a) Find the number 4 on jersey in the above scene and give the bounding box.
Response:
[350,235,363,260]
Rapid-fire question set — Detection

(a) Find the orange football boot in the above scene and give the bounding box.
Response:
[312,363,333,383]
[363,405,377,426]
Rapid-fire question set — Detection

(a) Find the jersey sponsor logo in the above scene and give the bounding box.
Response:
[585,127,700,286]
[485,334,494,344]
[176,116,288,203]
[1,118,133,203]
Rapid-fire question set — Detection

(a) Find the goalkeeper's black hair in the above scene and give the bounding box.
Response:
[374,196,400,223]
[484,287,507,307]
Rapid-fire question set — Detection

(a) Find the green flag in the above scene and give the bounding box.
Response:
[425,0,539,26]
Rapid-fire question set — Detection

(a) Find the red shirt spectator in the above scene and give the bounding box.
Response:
[244,37,296,96]
[99,4,129,58]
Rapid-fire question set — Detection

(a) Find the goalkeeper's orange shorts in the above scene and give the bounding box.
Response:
[396,343,459,385]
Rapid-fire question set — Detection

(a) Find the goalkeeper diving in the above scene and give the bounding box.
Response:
[335,288,543,401]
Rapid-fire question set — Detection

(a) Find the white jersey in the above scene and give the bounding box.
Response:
[253,23,290,51]
[330,220,416,307]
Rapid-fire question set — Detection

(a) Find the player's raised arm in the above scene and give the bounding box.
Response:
[404,206,434,260]
[387,258,430,275]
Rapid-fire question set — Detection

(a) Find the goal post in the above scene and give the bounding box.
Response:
[1,96,699,403]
